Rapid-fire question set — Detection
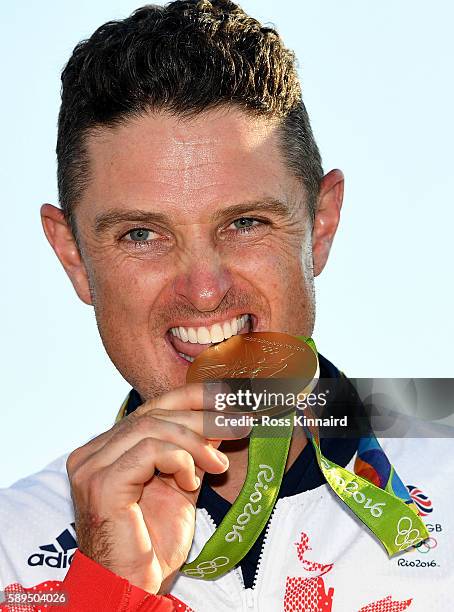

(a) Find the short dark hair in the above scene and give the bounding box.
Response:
[57,0,323,233]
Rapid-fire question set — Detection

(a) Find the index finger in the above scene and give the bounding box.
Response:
[67,381,230,469]
[135,382,199,416]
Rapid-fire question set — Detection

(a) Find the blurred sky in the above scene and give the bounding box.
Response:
[1,0,453,487]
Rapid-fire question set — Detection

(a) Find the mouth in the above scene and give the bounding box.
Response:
[166,313,255,364]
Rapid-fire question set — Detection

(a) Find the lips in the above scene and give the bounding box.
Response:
[167,313,254,362]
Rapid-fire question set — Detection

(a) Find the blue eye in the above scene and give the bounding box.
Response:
[125,228,154,242]
[231,218,259,231]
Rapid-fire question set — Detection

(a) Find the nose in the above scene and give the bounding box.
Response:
[172,242,233,312]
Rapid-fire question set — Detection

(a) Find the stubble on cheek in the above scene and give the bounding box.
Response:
[76,242,175,398]
[259,210,316,337]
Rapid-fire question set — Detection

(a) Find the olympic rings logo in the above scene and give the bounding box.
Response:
[395,517,422,551]
[413,536,438,554]
[182,556,230,577]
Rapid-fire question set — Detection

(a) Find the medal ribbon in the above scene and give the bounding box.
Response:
[295,338,429,559]
[181,418,294,579]
[115,335,429,581]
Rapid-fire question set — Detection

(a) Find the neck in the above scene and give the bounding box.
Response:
[206,430,308,504]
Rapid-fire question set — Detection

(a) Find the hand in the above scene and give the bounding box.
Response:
[66,383,240,594]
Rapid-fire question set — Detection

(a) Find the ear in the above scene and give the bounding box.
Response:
[311,169,344,277]
[40,204,93,305]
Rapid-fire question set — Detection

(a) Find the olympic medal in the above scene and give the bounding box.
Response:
[186,331,318,383]
[186,331,319,422]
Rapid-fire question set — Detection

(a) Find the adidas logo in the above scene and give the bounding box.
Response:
[27,523,77,569]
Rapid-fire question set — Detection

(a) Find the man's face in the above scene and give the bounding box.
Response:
[44,107,342,400]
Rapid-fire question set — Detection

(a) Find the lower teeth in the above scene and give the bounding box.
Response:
[178,352,195,362]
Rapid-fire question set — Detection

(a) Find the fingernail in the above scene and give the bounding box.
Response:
[194,475,201,488]
[214,449,229,466]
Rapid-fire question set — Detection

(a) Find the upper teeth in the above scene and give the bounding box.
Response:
[170,314,250,344]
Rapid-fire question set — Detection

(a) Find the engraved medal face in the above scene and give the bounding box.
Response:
[186,331,318,383]
[187,332,319,424]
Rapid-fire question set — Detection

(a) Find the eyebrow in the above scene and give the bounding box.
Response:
[211,199,292,223]
[94,209,170,233]
[94,198,292,233]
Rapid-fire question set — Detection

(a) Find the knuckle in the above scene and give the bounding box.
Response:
[69,460,107,500]
[66,447,83,475]
[138,436,159,454]
[133,413,159,434]
[69,462,90,491]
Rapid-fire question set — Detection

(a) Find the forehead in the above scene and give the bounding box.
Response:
[81,106,303,221]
